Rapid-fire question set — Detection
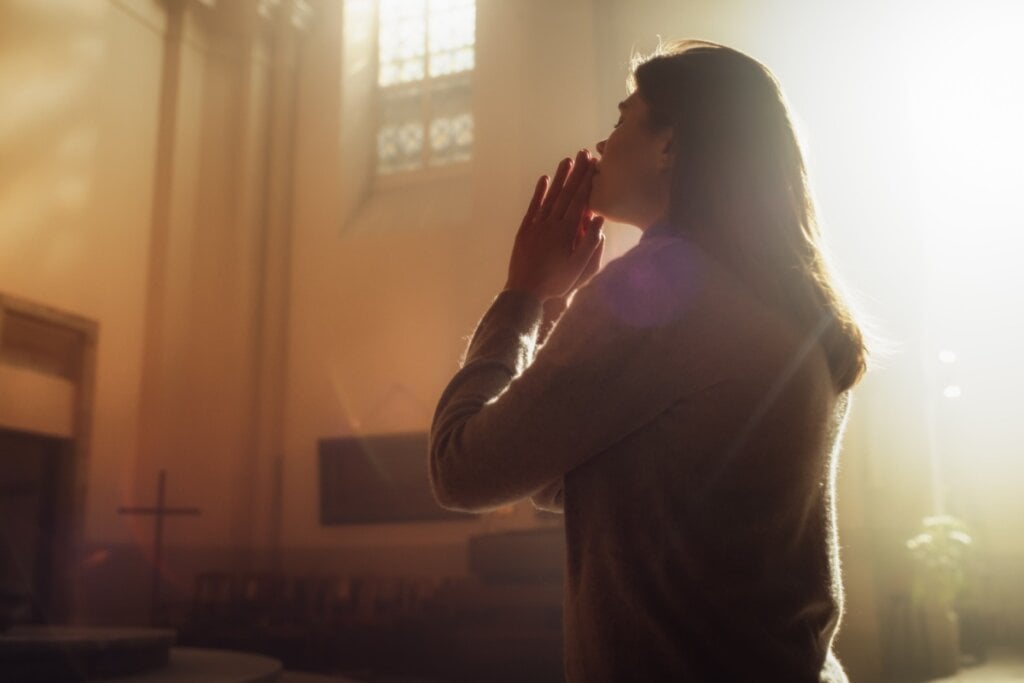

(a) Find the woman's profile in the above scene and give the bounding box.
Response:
[430,39,866,682]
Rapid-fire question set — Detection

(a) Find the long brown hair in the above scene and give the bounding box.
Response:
[632,40,867,392]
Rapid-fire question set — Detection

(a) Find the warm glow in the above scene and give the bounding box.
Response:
[376,0,475,173]
[890,4,1024,500]
[377,0,475,87]
[378,0,427,86]
[898,2,1024,333]
[753,5,1024,599]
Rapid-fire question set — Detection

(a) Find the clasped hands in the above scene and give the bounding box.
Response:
[504,150,605,309]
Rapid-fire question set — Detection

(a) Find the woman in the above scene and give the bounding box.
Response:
[430,39,865,682]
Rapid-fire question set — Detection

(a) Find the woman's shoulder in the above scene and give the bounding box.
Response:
[585,232,829,383]
[584,232,751,330]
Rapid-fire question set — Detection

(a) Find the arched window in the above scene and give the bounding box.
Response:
[376,0,475,174]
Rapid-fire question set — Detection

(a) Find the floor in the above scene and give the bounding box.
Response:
[278,648,1024,683]
[900,647,1024,682]
[280,672,439,683]
[936,654,1024,680]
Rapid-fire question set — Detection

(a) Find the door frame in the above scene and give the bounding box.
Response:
[0,293,98,622]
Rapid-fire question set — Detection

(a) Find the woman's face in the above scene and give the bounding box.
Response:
[591,92,674,230]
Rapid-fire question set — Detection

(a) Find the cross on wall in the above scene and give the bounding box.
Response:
[117,469,200,626]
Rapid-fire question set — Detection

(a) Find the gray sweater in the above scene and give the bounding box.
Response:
[430,225,851,682]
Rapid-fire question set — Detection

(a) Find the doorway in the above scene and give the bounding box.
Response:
[0,427,73,625]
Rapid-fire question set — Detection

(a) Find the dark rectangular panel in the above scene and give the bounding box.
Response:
[318,432,475,524]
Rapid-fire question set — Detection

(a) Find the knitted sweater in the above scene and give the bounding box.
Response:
[430,224,851,682]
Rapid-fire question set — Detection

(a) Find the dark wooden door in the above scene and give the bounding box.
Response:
[0,427,71,625]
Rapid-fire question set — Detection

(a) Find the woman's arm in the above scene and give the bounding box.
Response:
[429,152,719,512]
[428,241,718,512]
[430,152,606,513]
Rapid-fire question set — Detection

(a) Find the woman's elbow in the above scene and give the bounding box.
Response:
[429,425,513,513]
[428,464,466,511]
[429,473,493,513]
[428,437,485,513]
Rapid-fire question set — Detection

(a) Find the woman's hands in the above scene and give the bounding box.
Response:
[538,233,605,344]
[505,150,605,302]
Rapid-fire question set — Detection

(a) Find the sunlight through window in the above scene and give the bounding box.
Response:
[377,0,475,174]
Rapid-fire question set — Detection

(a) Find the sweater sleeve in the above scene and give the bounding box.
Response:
[429,240,724,512]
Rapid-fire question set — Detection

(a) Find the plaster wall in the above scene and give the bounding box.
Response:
[282,0,601,573]
[0,0,164,543]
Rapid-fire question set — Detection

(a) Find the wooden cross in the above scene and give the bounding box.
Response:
[117,469,201,626]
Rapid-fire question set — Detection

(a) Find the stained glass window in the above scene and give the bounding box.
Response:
[376,0,475,174]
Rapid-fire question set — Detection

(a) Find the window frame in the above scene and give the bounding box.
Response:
[372,0,476,187]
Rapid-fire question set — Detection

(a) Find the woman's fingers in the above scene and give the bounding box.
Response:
[562,160,595,226]
[562,160,596,248]
[537,157,573,219]
[552,150,591,219]
[519,175,549,231]
[509,154,601,300]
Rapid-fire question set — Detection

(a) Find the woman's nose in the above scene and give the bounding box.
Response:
[595,140,606,155]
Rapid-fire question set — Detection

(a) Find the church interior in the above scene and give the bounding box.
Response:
[2,0,1023,681]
